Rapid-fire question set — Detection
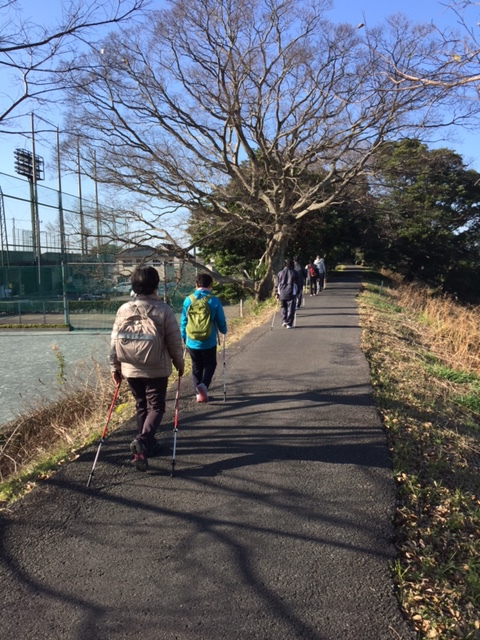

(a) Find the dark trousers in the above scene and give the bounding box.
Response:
[126,377,168,451]
[280,297,296,326]
[309,276,318,295]
[188,346,217,392]
[296,290,303,309]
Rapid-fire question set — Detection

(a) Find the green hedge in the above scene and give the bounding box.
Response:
[68,300,124,314]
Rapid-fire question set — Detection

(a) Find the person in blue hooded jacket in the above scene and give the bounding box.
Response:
[180,272,227,403]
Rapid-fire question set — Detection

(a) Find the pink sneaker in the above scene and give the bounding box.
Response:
[196,383,209,403]
[129,439,148,471]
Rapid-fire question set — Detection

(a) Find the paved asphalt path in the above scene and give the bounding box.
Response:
[0,267,415,640]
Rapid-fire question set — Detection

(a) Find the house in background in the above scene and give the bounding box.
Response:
[114,245,194,290]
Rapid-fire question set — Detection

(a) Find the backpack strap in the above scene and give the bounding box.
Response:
[129,301,161,337]
[187,294,214,325]
[131,300,155,316]
[189,293,212,305]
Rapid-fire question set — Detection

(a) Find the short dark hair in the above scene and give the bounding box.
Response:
[195,272,213,288]
[285,258,294,269]
[131,266,160,295]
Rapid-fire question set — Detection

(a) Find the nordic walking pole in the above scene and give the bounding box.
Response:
[171,373,182,478]
[87,383,120,488]
[222,333,227,402]
[271,297,279,330]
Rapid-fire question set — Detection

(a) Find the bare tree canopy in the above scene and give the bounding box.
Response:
[0,0,147,125]
[60,0,480,299]
[389,1,480,88]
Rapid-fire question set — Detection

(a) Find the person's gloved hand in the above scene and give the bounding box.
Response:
[111,370,123,386]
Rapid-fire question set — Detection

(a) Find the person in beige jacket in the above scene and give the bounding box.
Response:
[110,266,184,471]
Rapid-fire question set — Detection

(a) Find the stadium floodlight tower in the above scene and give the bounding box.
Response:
[14,117,45,285]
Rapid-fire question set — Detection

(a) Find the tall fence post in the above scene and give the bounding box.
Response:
[61,261,70,327]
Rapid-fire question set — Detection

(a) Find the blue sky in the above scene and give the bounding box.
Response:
[1,0,480,236]
[328,0,451,26]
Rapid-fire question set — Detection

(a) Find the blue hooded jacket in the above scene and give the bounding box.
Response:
[180,288,227,349]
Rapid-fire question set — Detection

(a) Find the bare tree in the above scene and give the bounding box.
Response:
[0,0,147,126]
[60,0,479,299]
[387,1,480,88]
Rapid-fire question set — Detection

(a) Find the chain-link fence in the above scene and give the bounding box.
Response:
[0,167,220,330]
[0,262,198,330]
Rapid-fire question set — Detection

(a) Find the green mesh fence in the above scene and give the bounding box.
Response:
[0,262,197,330]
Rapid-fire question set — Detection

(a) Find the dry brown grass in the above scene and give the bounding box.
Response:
[359,274,480,639]
[224,298,276,342]
[0,358,132,494]
[394,284,480,374]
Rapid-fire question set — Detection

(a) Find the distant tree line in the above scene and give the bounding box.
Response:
[189,138,480,303]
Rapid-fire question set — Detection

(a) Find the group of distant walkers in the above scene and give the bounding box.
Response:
[306,256,327,296]
[109,267,227,472]
[274,255,327,329]
[107,256,326,472]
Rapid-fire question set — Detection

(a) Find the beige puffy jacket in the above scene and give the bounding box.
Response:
[110,294,184,379]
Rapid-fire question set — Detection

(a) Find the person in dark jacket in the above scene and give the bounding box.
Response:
[293,256,305,309]
[274,258,302,329]
[306,258,318,296]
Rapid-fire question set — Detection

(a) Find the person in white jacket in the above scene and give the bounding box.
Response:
[110,266,184,471]
[314,256,327,292]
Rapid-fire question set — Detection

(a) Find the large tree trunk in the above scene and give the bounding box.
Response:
[255,226,289,301]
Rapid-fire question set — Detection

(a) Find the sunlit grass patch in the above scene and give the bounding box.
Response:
[424,362,480,385]
[453,391,480,414]
[361,288,403,313]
